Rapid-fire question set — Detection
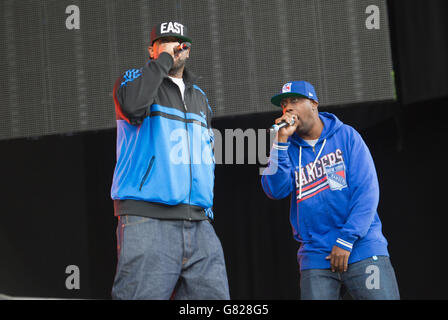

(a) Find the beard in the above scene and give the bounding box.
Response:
[168,56,188,77]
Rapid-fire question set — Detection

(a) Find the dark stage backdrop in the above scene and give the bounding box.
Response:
[388,0,448,105]
[1,98,448,299]
[0,0,394,140]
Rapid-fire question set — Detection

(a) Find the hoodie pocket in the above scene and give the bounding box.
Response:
[139,155,155,191]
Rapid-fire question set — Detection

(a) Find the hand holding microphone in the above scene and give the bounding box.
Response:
[174,42,191,54]
[270,118,295,132]
[159,42,191,59]
[270,113,298,143]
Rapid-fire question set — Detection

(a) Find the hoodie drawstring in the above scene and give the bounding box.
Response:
[298,139,327,199]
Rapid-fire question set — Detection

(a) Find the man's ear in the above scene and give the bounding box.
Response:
[148,46,154,59]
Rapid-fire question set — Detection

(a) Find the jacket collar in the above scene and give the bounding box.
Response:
[182,68,201,87]
[164,68,200,88]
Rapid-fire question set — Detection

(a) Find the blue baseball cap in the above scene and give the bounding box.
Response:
[271,81,318,106]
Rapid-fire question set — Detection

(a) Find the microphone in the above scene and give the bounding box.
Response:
[269,118,295,132]
[174,42,191,54]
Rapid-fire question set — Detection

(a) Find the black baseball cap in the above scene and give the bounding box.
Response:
[150,21,192,44]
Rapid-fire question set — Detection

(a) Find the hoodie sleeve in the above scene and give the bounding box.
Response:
[261,141,294,199]
[113,52,174,125]
[334,130,379,252]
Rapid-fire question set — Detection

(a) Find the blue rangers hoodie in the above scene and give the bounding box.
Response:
[261,112,389,270]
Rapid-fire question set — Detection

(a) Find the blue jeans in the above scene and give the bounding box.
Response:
[300,256,400,300]
[112,215,230,300]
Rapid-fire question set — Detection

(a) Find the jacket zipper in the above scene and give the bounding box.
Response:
[172,79,193,220]
[183,98,193,220]
[139,155,155,191]
[168,79,193,220]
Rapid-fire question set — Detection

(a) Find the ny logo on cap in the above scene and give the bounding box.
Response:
[160,22,184,35]
[282,83,292,93]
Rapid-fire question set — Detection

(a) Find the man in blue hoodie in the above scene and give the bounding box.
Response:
[261,81,400,300]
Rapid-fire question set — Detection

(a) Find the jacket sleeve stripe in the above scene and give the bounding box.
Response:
[336,238,353,249]
[151,104,207,126]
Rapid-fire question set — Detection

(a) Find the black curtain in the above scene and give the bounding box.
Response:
[2,97,447,299]
[387,0,448,104]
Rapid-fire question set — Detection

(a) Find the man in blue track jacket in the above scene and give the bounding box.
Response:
[261,81,399,300]
[110,21,229,300]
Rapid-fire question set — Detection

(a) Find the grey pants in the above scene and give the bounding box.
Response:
[112,215,230,300]
[300,256,400,300]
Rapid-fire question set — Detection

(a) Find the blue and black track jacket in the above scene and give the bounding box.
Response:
[111,52,215,221]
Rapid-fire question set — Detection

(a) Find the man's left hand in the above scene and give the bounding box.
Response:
[325,245,351,272]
